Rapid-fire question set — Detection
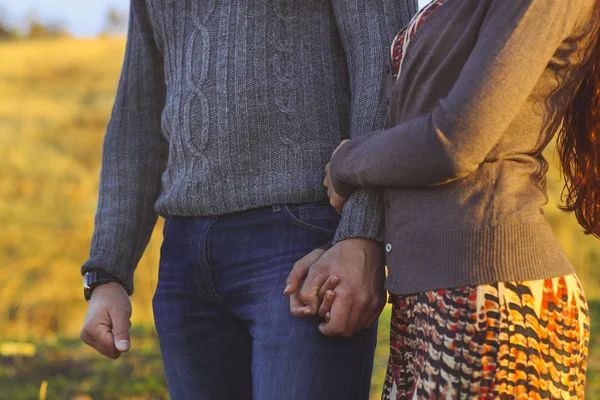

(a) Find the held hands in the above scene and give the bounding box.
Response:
[323,139,350,214]
[286,139,385,337]
[285,238,386,337]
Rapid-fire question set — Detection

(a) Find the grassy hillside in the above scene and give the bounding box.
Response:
[0,38,599,399]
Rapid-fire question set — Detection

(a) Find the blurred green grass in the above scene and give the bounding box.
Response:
[1,302,599,399]
[0,38,598,399]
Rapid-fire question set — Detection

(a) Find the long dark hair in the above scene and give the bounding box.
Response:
[555,2,600,238]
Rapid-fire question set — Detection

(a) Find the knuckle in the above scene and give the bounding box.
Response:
[292,259,309,271]
[370,298,381,310]
[298,290,313,303]
[314,271,329,282]
[81,327,95,341]
[112,305,132,316]
[356,295,369,307]
[311,261,327,271]
[338,289,354,301]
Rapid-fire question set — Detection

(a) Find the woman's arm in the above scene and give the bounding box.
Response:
[330,0,587,198]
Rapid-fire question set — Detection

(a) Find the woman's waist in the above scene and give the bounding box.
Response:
[383,163,550,228]
[382,221,574,295]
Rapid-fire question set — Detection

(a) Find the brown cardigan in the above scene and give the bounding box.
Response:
[330,0,596,295]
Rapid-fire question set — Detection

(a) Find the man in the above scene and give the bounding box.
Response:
[80,1,417,399]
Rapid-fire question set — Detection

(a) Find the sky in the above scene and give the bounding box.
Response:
[0,0,129,37]
[0,0,429,37]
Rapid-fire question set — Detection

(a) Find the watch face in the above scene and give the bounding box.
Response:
[83,271,96,290]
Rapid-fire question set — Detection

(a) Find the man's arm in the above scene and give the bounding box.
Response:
[80,0,167,358]
[81,0,168,295]
[332,0,418,243]
[286,0,418,338]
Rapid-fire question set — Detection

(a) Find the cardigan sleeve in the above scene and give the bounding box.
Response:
[330,0,588,197]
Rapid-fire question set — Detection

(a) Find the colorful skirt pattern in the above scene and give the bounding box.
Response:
[382,274,589,399]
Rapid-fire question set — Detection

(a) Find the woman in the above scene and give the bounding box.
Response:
[324,0,598,398]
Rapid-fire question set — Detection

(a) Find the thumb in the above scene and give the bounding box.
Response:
[110,307,132,353]
[285,248,325,295]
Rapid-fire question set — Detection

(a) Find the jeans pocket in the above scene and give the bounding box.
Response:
[282,202,341,235]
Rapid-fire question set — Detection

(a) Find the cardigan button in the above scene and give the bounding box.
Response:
[385,65,391,74]
[385,243,392,253]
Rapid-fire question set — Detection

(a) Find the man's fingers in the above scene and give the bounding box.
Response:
[318,290,336,319]
[290,293,313,317]
[317,275,340,301]
[110,307,132,353]
[290,280,313,317]
[319,292,352,337]
[81,321,120,359]
[285,249,324,295]
[297,267,329,316]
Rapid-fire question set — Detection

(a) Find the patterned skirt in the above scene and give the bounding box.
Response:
[382,274,589,399]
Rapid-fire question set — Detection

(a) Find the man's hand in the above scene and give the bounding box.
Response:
[286,238,386,337]
[80,282,132,359]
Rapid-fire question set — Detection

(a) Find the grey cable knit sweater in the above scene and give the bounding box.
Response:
[82,0,418,293]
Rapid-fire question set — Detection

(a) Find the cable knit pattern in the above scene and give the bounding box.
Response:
[82,0,417,293]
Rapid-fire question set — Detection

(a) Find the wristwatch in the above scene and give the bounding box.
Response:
[83,270,124,302]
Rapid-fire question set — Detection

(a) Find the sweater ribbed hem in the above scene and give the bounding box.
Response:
[334,188,385,244]
[384,222,575,295]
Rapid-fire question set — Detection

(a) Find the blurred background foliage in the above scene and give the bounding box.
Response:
[0,8,598,400]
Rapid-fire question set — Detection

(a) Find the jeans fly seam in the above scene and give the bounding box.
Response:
[203,219,223,302]
[188,219,220,301]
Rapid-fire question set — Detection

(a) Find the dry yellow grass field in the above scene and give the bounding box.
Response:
[0,38,599,399]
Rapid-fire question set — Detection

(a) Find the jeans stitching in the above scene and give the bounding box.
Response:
[188,219,220,301]
[281,205,338,235]
[203,219,222,301]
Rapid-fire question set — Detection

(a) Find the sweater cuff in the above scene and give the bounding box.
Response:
[81,259,135,296]
[330,141,360,198]
[333,188,385,244]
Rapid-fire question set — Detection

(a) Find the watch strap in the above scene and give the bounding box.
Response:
[84,270,125,302]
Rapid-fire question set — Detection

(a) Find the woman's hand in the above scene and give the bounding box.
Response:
[324,140,350,214]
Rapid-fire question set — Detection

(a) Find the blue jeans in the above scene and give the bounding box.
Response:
[152,202,377,400]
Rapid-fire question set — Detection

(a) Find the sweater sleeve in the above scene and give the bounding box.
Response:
[81,1,168,295]
[330,0,418,243]
[330,0,587,196]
